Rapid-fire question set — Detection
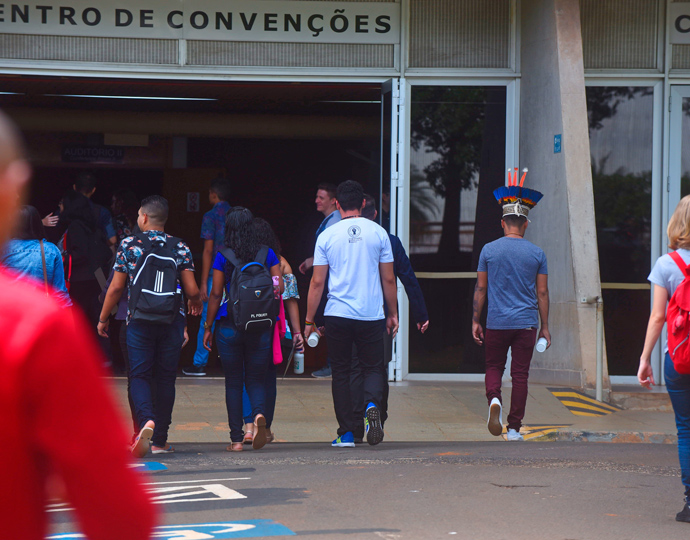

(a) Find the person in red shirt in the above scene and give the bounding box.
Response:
[0,111,156,539]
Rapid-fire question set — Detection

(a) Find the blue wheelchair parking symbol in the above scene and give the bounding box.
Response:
[47,519,295,539]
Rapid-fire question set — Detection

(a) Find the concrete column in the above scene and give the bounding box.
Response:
[519,0,607,391]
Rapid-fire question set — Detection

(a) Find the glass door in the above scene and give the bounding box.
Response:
[405,83,509,377]
[669,86,690,218]
[586,84,656,380]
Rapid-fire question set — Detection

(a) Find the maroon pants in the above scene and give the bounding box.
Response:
[484,328,537,431]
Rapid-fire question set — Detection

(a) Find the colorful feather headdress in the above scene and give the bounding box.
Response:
[493,167,543,219]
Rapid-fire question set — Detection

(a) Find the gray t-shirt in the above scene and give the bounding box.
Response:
[477,237,548,330]
[648,248,690,299]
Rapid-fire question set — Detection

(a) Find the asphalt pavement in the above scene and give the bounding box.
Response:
[44,377,687,539]
[48,441,689,540]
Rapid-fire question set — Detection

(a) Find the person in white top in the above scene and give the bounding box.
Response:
[304,180,399,448]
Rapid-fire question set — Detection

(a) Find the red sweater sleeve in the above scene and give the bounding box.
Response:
[24,308,156,540]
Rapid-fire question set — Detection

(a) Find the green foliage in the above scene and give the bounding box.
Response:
[410,86,488,196]
[592,163,651,233]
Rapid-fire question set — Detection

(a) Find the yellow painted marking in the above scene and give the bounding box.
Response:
[558,400,614,414]
[569,410,603,417]
[551,392,619,410]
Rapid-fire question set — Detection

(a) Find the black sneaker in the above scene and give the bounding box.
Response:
[182,365,206,376]
[676,502,690,523]
[365,402,384,445]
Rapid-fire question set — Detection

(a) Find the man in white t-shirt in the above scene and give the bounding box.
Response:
[304,180,399,448]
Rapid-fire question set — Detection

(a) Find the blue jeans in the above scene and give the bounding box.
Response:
[193,276,215,367]
[665,352,690,500]
[126,314,185,447]
[243,361,277,428]
[216,321,272,442]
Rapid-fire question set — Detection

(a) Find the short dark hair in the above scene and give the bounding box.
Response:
[210,177,232,202]
[140,195,169,226]
[14,205,46,240]
[74,171,97,194]
[336,180,364,212]
[362,193,377,221]
[503,214,527,227]
[317,182,337,199]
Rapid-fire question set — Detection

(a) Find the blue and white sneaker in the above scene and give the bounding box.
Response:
[365,402,384,445]
[332,432,355,448]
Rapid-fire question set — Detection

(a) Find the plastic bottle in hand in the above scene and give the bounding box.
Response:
[536,337,548,353]
[293,351,305,374]
[307,332,320,348]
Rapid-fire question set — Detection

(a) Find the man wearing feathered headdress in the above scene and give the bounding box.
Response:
[471,168,551,441]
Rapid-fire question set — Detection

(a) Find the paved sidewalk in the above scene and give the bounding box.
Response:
[109,378,678,445]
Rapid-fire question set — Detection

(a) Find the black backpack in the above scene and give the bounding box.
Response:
[221,245,278,333]
[128,233,183,324]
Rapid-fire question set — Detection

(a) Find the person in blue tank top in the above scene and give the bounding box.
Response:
[472,169,551,442]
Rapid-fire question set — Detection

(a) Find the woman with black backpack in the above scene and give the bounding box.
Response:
[203,207,282,452]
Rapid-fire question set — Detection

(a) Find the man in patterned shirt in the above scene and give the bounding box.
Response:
[184,177,232,376]
[98,195,202,457]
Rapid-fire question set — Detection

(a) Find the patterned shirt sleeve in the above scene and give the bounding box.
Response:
[282,273,300,300]
[176,241,195,271]
[200,210,214,240]
[113,237,132,273]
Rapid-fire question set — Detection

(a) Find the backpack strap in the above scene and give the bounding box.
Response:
[670,251,688,276]
[220,247,242,269]
[135,231,153,250]
[128,233,155,312]
[255,245,269,266]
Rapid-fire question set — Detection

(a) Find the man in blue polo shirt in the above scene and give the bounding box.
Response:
[184,178,232,377]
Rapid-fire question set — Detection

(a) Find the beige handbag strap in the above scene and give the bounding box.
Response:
[40,239,49,297]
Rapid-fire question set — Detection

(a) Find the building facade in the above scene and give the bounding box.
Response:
[0,0,684,391]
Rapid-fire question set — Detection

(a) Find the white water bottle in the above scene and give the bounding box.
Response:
[536,337,548,353]
[307,332,320,348]
[293,351,305,374]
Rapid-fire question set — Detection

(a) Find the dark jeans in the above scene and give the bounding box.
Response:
[216,321,272,443]
[351,330,393,438]
[326,316,385,437]
[126,314,185,447]
[119,321,138,437]
[665,352,690,500]
[243,360,277,428]
[71,278,113,365]
[484,328,537,431]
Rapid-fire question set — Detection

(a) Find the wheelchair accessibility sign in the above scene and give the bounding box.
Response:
[47,520,295,539]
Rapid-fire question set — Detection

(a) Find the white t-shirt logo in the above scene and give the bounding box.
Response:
[348,225,362,243]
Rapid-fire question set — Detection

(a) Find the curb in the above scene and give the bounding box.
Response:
[532,430,677,444]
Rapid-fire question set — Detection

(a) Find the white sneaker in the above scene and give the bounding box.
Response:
[506,428,524,441]
[487,397,503,436]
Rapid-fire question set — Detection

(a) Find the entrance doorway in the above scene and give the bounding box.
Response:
[1,76,388,374]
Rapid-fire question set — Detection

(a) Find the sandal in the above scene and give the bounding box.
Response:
[243,425,254,445]
[226,442,243,452]
[266,428,274,444]
[252,414,267,450]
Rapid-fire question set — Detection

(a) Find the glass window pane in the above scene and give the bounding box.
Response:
[408,86,506,374]
[586,86,653,375]
[682,97,690,198]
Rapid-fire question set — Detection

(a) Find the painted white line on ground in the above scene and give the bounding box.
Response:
[47,483,247,512]
[149,484,246,503]
[144,477,250,485]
